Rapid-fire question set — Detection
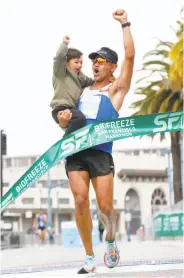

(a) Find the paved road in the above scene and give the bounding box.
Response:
[1,240,183,277]
[1,263,184,277]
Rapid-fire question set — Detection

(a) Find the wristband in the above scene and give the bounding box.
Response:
[121,22,131,28]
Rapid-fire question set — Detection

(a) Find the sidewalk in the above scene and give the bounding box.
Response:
[1,240,183,269]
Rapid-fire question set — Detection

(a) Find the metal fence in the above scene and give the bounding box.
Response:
[1,231,25,249]
[0,231,61,250]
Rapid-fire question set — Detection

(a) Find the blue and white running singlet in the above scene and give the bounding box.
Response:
[37,214,46,229]
[77,85,119,154]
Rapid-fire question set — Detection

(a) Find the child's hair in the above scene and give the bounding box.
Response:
[67,48,83,62]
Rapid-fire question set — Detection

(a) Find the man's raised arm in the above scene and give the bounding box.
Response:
[110,10,135,97]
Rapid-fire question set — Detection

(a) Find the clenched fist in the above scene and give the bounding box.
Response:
[63,35,70,44]
[112,10,128,24]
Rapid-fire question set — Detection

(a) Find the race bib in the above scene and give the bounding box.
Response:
[78,95,101,119]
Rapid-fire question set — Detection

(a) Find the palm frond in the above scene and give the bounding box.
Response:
[146,80,164,90]
[176,20,184,37]
[171,98,183,111]
[135,76,150,85]
[135,69,169,85]
[147,89,171,114]
[131,99,145,108]
[142,60,170,70]
[159,91,176,112]
[156,40,173,49]
[143,49,170,59]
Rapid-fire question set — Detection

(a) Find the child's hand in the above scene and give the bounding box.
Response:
[63,35,70,44]
[57,109,72,128]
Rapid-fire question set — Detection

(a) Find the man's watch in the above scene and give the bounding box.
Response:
[121,22,131,28]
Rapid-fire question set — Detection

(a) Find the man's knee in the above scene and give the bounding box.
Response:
[98,201,113,215]
[75,194,89,215]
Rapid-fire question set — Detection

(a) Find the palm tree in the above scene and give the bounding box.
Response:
[131,24,183,203]
[169,20,183,91]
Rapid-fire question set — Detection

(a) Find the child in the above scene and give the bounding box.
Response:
[50,35,93,135]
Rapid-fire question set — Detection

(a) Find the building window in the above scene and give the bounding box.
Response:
[129,176,136,182]
[157,178,161,182]
[60,180,69,188]
[37,180,70,189]
[58,198,69,204]
[5,158,12,167]
[13,157,29,167]
[50,180,58,187]
[3,183,9,187]
[113,199,117,205]
[22,198,34,204]
[124,151,130,155]
[38,181,48,188]
[30,157,37,164]
[41,198,52,205]
[133,150,140,156]
[151,188,167,206]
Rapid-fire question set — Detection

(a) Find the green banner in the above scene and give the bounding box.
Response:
[153,212,184,237]
[0,111,183,212]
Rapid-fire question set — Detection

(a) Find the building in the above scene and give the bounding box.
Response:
[2,148,171,237]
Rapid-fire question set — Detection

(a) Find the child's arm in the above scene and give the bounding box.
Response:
[53,36,70,78]
[78,71,94,88]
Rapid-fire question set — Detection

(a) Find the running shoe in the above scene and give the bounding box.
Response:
[77,254,96,274]
[104,240,120,268]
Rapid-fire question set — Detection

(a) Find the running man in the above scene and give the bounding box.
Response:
[33,210,47,244]
[58,9,135,274]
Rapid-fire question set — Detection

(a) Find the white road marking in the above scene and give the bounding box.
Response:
[1,263,183,277]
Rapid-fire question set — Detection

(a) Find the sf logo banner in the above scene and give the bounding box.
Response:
[153,111,183,133]
[60,128,91,158]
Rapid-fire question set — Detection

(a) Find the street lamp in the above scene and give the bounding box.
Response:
[47,172,60,229]
[125,195,130,211]
[125,195,131,242]
[37,182,42,210]
[0,130,7,221]
[160,148,172,207]
[47,170,52,228]
[55,188,60,234]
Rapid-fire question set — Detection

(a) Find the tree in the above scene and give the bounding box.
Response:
[169,20,183,91]
[131,23,183,203]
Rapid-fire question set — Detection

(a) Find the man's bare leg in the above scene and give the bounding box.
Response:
[92,174,117,241]
[92,174,120,268]
[68,171,94,255]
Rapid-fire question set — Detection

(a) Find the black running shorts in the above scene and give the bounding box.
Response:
[65,149,114,178]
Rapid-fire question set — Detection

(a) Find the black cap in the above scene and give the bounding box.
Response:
[89,47,118,64]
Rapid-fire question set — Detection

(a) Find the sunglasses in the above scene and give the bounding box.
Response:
[91,57,110,65]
